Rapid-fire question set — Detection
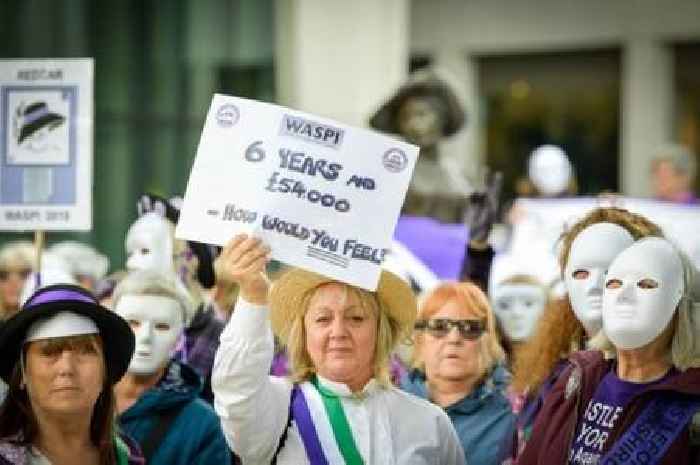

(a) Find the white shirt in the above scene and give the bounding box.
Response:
[212,299,466,465]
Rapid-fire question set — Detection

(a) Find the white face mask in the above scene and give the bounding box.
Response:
[125,213,174,274]
[114,294,184,376]
[528,145,572,196]
[603,238,683,350]
[491,283,546,341]
[564,223,635,335]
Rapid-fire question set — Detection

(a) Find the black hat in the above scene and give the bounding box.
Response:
[18,102,65,144]
[0,284,135,385]
[137,193,218,288]
[369,68,466,138]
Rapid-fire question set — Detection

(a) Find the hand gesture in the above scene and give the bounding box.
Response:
[464,171,502,245]
[218,234,271,305]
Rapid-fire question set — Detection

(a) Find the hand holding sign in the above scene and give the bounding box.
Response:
[218,234,270,306]
[176,94,418,290]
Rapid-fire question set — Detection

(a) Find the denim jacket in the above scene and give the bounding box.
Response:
[401,364,516,465]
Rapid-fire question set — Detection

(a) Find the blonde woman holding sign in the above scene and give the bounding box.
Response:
[212,234,465,464]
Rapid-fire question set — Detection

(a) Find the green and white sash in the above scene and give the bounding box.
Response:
[307,376,365,465]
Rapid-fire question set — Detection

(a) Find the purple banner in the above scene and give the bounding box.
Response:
[393,215,468,280]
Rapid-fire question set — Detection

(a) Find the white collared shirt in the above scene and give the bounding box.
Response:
[212,298,466,465]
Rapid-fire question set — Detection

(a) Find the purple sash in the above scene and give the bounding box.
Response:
[290,385,329,465]
[600,396,700,465]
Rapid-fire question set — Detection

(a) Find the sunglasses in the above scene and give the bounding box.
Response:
[414,318,486,340]
[0,268,31,281]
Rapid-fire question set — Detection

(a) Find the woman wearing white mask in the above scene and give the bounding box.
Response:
[212,234,465,464]
[520,237,700,465]
[490,274,549,364]
[111,269,231,465]
[508,207,662,458]
[125,200,226,404]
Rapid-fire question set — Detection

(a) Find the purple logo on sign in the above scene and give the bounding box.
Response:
[382,148,407,173]
[216,104,240,128]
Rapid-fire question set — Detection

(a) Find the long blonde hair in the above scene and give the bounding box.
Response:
[285,284,402,387]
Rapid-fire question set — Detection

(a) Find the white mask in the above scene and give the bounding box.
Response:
[125,213,174,274]
[114,294,184,376]
[491,283,546,341]
[528,145,572,197]
[603,238,683,350]
[564,223,635,335]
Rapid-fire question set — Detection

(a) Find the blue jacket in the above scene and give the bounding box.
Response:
[401,365,515,465]
[118,360,231,465]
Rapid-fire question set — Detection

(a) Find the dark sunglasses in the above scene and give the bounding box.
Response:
[0,268,31,281]
[414,318,486,340]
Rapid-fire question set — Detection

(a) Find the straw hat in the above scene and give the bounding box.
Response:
[269,268,417,344]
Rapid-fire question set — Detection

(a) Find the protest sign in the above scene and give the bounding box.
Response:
[511,197,700,267]
[0,59,93,231]
[176,94,418,290]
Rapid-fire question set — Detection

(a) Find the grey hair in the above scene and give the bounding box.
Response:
[653,143,697,180]
[0,241,35,270]
[590,242,700,370]
[111,269,196,325]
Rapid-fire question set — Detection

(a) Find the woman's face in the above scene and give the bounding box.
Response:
[419,299,482,384]
[304,283,377,390]
[491,283,546,342]
[397,97,443,148]
[564,222,635,335]
[24,335,105,419]
[114,294,184,376]
[125,213,174,274]
[0,266,31,313]
[603,238,683,350]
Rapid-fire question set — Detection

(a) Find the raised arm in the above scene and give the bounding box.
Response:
[211,234,291,463]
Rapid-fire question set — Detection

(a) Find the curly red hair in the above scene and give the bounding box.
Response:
[511,207,662,394]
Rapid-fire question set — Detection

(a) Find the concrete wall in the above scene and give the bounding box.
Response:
[275,0,409,127]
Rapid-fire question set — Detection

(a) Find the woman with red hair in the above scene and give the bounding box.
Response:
[401,281,515,465]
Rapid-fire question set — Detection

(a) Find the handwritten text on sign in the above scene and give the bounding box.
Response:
[175,94,418,290]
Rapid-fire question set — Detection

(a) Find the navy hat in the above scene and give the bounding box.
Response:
[18,102,65,144]
[0,284,135,385]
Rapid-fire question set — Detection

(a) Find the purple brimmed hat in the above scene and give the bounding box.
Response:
[18,102,65,144]
[0,283,135,384]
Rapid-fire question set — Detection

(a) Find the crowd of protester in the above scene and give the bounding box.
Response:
[0,96,699,465]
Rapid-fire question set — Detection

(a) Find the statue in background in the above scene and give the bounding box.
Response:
[370,68,468,223]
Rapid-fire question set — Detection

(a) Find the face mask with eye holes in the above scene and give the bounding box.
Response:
[602,237,684,350]
[564,222,635,335]
[491,283,546,342]
[124,213,174,274]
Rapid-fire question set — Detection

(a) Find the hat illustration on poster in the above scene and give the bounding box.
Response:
[17,101,65,144]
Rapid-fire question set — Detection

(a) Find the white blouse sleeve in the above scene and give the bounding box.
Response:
[212,297,292,463]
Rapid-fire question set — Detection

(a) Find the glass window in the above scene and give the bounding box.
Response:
[0,0,275,268]
[478,49,621,202]
[673,41,700,193]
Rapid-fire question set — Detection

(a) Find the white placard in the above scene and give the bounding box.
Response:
[0,59,93,231]
[510,197,700,267]
[176,94,418,290]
